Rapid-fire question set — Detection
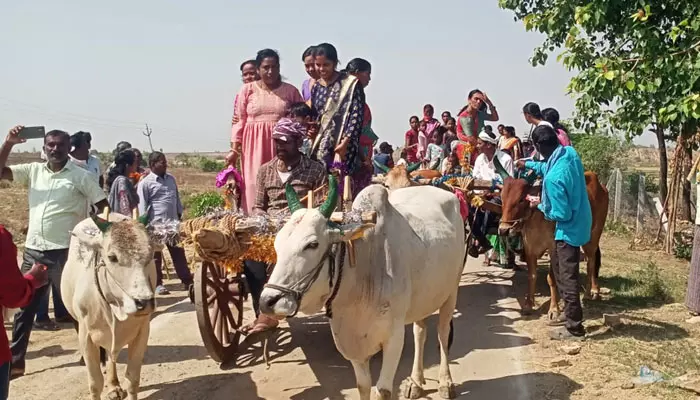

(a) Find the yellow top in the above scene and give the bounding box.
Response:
[10,161,106,250]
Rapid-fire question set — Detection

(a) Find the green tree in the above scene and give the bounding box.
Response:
[499,0,700,210]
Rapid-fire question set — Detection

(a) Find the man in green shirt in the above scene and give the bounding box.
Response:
[0,125,108,379]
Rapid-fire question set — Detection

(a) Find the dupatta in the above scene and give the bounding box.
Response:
[311,74,359,165]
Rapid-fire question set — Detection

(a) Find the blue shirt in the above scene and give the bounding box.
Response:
[525,146,592,246]
[137,172,183,223]
[373,153,392,175]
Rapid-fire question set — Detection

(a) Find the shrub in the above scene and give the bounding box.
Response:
[197,157,225,173]
[569,133,625,179]
[185,192,224,218]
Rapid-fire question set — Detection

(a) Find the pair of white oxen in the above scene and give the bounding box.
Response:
[61,178,465,400]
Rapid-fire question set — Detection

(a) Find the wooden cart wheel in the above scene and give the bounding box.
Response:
[194,261,245,363]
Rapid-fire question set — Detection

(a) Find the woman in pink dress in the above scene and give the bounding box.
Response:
[230,60,259,129]
[231,49,304,213]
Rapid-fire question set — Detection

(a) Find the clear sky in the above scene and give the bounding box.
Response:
[0,0,654,153]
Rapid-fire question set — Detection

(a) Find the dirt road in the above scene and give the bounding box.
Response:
[8,258,579,399]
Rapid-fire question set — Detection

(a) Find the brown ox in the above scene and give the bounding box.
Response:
[375,162,442,191]
[498,171,608,318]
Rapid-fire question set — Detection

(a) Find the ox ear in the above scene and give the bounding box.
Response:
[328,223,375,243]
[91,215,113,234]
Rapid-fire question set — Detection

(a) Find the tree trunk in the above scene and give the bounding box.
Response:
[681,124,694,222]
[655,125,669,204]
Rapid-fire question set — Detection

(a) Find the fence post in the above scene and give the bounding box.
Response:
[613,168,622,222]
[636,174,646,236]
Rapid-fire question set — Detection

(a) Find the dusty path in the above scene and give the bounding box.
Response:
[8,258,579,399]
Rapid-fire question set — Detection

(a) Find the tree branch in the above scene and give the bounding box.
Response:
[622,39,700,63]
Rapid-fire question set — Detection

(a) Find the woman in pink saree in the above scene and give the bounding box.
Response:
[231,49,303,213]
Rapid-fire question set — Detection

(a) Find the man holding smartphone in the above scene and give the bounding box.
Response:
[0,125,109,379]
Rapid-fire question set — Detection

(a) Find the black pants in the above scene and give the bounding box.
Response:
[469,197,502,250]
[36,280,69,322]
[154,245,193,287]
[550,241,585,335]
[11,248,69,368]
[0,362,8,400]
[243,261,268,317]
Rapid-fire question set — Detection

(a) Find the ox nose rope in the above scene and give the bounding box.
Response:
[264,242,346,319]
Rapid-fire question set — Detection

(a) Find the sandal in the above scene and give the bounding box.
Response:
[34,320,60,331]
[241,314,279,336]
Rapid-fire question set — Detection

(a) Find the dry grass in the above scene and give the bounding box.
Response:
[517,232,700,399]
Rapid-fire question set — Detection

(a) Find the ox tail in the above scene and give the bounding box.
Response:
[595,247,602,279]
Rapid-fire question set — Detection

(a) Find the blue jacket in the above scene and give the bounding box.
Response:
[525,146,592,246]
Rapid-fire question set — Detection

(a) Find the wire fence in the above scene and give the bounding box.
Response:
[605,168,664,240]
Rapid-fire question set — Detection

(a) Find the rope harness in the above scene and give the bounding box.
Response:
[263,242,346,319]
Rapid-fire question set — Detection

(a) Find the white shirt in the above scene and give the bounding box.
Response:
[472,150,514,182]
[70,155,101,183]
[538,121,554,128]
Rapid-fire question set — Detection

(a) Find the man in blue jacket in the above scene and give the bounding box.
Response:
[516,125,592,340]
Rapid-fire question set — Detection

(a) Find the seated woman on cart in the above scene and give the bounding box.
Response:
[468,129,518,268]
[244,118,327,334]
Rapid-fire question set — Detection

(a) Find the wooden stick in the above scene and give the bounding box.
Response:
[343,175,351,201]
[132,208,139,220]
[329,211,376,224]
[307,190,314,209]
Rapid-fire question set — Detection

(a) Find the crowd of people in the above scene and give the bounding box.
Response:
[0,42,604,398]
[0,126,196,395]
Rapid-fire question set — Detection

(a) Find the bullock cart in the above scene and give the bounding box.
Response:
[176,177,376,363]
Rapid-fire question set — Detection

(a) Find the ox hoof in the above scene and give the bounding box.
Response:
[402,377,425,399]
[438,383,457,399]
[376,388,392,400]
[590,292,601,301]
[548,310,561,322]
[521,305,534,316]
[107,387,127,400]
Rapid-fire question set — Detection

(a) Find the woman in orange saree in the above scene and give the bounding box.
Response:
[499,126,523,160]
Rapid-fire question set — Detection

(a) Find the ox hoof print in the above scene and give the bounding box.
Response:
[438,383,457,399]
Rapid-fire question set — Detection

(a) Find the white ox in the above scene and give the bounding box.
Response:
[260,179,465,400]
[62,211,156,400]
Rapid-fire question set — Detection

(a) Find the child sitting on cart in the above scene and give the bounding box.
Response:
[242,118,327,334]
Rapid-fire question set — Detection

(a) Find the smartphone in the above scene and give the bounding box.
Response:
[18,126,46,140]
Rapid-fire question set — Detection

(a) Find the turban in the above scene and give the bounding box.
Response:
[272,118,306,142]
[478,129,498,145]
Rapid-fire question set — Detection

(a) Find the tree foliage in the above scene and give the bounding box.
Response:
[569,132,624,179]
[498,0,700,139]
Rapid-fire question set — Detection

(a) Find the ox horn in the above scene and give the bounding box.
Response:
[285,183,303,214]
[407,162,421,173]
[91,214,112,234]
[373,159,390,174]
[493,156,512,182]
[319,175,338,219]
[523,170,538,185]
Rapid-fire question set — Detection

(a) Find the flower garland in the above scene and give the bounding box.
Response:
[431,173,472,187]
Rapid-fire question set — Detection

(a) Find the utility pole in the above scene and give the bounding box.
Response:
[143,123,154,152]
